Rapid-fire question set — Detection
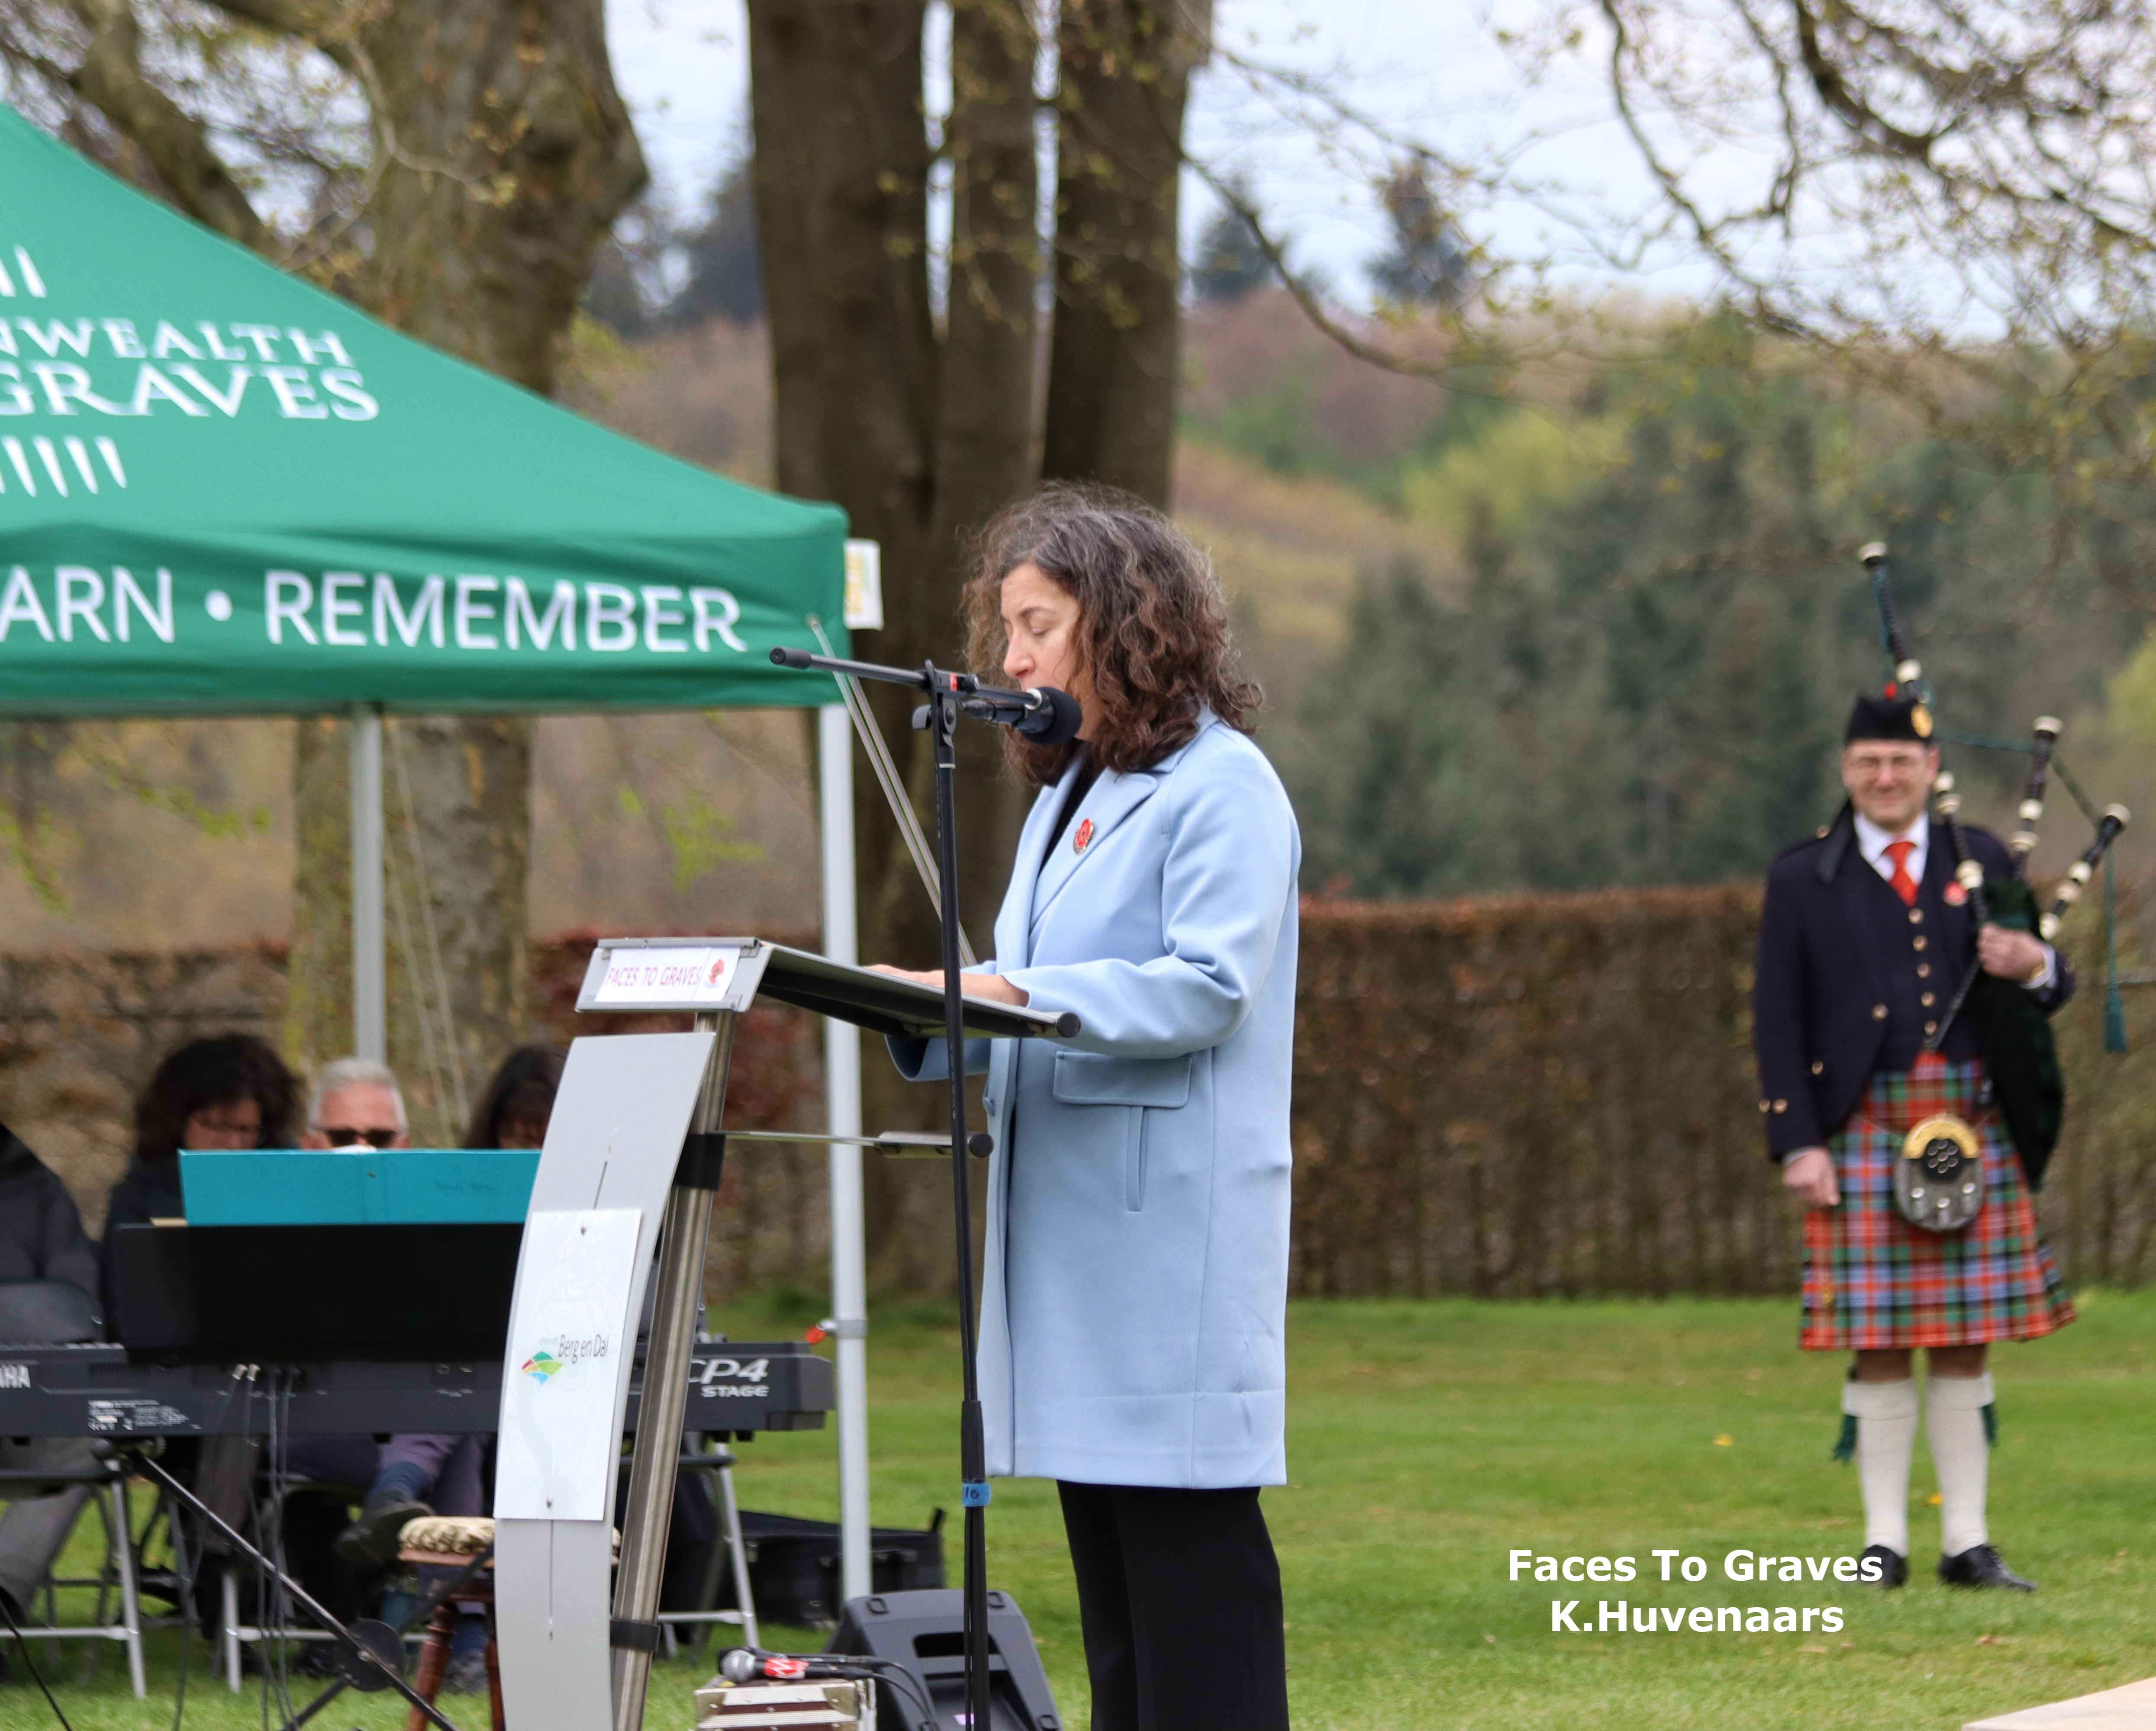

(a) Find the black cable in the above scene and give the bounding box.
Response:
[161,1474,193,1731]
[856,1660,941,1731]
[170,1563,192,1731]
[0,1579,77,1731]
[260,1372,284,1731]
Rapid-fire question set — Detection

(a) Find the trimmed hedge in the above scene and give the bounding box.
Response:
[1288,887,2156,1298]
[1291,889,1782,1297]
[4,892,2148,1299]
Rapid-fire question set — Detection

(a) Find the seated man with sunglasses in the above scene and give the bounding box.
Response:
[301,1056,411,1153]
[283,1059,491,1687]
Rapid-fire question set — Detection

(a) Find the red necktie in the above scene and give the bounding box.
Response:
[1885,838,1919,907]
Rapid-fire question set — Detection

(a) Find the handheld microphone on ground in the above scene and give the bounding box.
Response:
[717,1648,939,1731]
[719,1648,864,1683]
[2040,806,2131,941]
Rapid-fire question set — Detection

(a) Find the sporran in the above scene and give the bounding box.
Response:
[1894,1115,1985,1232]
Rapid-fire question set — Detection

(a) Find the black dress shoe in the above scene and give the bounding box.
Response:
[333,1491,432,1569]
[1860,1543,1907,1587]
[1939,1544,2036,1591]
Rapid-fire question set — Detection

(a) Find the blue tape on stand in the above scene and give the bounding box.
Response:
[962,1480,992,1508]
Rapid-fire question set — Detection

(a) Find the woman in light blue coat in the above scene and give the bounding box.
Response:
[880,486,1299,1731]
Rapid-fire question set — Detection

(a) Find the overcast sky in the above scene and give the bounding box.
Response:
[603,0,1724,308]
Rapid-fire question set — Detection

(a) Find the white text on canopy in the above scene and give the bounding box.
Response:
[263,572,746,654]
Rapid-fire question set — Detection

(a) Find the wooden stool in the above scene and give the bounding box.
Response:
[398,1515,502,1731]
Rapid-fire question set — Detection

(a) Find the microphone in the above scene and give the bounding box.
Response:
[769,644,1082,743]
[1009,685,1083,746]
[964,682,1081,746]
[719,1648,867,1684]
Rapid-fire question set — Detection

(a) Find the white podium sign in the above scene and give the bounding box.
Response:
[578,938,768,1013]
[496,1208,643,1522]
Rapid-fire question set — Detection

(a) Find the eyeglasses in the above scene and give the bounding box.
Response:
[316,1127,401,1149]
[1846,753,1930,778]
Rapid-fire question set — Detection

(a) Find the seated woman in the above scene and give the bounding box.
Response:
[95,1036,298,1638]
[464,1043,564,1151]
[102,1033,298,1330]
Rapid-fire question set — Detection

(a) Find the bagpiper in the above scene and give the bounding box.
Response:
[1753,692,2076,1591]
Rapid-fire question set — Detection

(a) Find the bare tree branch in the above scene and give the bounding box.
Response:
[68,0,271,250]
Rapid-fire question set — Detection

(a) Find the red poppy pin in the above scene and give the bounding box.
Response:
[1944,881,1967,906]
[1072,817,1095,855]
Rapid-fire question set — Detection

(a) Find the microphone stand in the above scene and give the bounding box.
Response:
[774,645,1033,1731]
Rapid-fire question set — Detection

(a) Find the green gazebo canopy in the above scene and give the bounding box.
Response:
[0,103,848,715]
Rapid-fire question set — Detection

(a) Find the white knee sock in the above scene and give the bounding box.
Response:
[1927,1372,1995,1558]
[1843,1378,1918,1557]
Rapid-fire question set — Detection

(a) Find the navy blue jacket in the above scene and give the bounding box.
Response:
[1752,811,2075,1159]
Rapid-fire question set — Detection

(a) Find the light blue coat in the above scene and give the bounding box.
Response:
[891,717,1300,1489]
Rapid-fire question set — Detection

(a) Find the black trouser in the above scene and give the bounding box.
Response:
[1056,1481,1289,1731]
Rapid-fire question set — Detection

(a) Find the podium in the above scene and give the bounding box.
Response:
[493,937,1076,1731]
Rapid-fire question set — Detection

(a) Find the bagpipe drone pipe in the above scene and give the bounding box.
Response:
[1856,545,2131,1191]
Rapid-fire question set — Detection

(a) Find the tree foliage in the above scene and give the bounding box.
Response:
[1282,318,2141,898]
[1367,159,1473,310]
[1514,0,2156,620]
[582,158,764,338]
[1192,180,1273,305]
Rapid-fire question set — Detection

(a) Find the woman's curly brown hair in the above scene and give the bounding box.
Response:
[965,483,1261,785]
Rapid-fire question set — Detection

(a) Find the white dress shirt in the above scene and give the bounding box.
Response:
[1853,810,2054,990]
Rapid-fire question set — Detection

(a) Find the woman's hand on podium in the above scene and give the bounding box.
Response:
[868,964,1030,1007]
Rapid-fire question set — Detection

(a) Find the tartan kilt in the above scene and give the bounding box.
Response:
[1800,1053,2075,1351]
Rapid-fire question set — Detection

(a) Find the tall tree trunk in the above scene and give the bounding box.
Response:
[1041,0,1208,507]
[932,0,1042,925]
[283,0,644,1094]
[283,716,353,1079]
[383,717,533,1142]
[354,0,646,396]
[749,0,1041,1287]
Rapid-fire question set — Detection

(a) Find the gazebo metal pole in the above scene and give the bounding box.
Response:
[819,701,873,1601]
[351,703,387,1064]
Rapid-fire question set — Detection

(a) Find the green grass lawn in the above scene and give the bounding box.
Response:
[16,1290,2156,1730]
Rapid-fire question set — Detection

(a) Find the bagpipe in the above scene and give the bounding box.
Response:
[1858,545,2132,1190]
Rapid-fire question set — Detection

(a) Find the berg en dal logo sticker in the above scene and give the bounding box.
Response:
[520,1332,609,1385]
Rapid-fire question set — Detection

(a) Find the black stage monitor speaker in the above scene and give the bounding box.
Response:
[825,1588,1060,1731]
